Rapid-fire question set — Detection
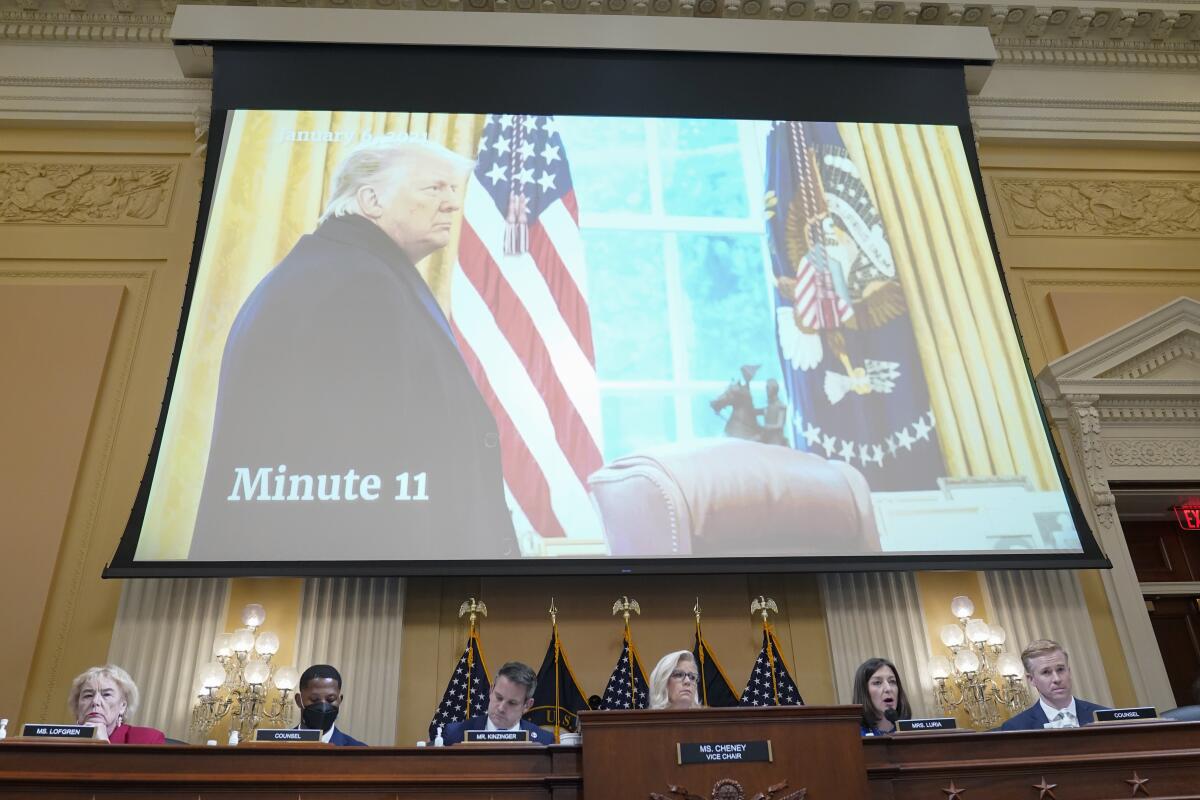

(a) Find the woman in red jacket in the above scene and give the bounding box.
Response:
[69,664,166,744]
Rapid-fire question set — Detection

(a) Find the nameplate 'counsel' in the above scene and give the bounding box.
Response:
[1095,707,1157,723]
[254,728,323,742]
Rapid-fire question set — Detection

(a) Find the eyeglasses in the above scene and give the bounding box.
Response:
[670,670,699,683]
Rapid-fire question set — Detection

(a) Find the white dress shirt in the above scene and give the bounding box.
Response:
[1039,697,1079,728]
[484,717,523,733]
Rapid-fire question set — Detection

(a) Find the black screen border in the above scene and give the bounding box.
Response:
[105,42,1108,578]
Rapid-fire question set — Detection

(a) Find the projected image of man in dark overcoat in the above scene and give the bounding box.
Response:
[189,137,518,561]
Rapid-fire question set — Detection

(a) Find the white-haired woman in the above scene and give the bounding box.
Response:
[649,650,703,711]
[68,664,165,744]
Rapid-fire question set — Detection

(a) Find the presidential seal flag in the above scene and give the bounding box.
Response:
[452,114,605,550]
[525,622,592,739]
[429,629,491,740]
[598,627,650,710]
[739,628,804,707]
[766,121,946,491]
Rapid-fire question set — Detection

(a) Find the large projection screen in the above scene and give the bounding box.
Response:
[106,42,1106,576]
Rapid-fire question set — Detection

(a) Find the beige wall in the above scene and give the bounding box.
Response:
[1,125,204,725]
[4,126,1197,734]
[0,283,122,721]
[979,142,1200,375]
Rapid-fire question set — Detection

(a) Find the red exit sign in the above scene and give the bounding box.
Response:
[1175,506,1200,530]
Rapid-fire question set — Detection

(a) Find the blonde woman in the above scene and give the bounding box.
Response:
[649,650,703,711]
[68,664,165,744]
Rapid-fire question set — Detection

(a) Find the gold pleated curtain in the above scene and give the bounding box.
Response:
[839,123,1056,490]
[141,111,485,559]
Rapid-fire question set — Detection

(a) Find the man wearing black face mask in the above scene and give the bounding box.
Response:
[295,664,366,746]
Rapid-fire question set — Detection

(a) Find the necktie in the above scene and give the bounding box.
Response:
[1045,710,1077,729]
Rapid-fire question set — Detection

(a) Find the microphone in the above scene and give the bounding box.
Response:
[884,708,899,724]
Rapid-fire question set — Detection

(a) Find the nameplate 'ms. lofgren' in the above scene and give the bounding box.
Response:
[22,724,96,739]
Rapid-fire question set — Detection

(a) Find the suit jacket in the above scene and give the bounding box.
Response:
[190,214,517,561]
[442,716,554,745]
[997,697,1109,731]
[108,723,166,744]
[328,727,367,747]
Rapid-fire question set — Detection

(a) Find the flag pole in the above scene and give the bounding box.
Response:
[612,596,641,708]
[751,596,780,705]
[694,598,708,707]
[459,597,487,719]
[550,597,560,742]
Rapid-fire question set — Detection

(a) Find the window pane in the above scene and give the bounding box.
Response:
[585,229,671,381]
[690,391,730,441]
[676,233,780,384]
[658,118,748,217]
[600,393,676,463]
[558,116,651,214]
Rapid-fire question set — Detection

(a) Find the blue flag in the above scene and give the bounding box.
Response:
[766,121,945,490]
[525,624,592,738]
[693,621,739,708]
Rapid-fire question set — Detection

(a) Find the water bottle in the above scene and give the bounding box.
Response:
[0,719,8,741]
[227,729,240,746]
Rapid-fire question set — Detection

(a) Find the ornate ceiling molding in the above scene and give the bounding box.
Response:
[991,178,1200,239]
[1097,397,1200,422]
[1097,332,1200,380]
[1,0,1197,73]
[0,162,178,224]
[1104,438,1200,466]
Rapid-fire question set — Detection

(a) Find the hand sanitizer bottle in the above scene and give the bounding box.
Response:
[228,729,239,746]
[433,725,444,747]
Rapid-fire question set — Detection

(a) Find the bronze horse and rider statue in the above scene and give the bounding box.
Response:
[709,364,789,447]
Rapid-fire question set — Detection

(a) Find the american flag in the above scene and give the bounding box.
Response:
[429,631,491,739]
[598,628,649,710]
[452,114,604,546]
[739,629,805,707]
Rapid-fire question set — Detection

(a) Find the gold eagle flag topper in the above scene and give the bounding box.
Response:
[751,596,778,630]
[459,597,488,634]
[613,595,641,625]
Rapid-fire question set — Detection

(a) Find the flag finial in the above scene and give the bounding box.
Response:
[750,596,778,628]
[612,596,641,625]
[459,597,488,634]
[694,597,702,626]
[549,597,558,627]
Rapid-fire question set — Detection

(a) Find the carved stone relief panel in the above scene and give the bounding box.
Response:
[1105,439,1200,467]
[992,178,1200,238]
[0,163,177,225]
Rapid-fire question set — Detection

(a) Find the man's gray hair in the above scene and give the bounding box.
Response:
[319,135,474,224]
[496,661,538,701]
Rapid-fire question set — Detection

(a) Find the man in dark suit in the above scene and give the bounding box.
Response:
[189,137,517,561]
[443,661,555,745]
[294,664,366,746]
[998,639,1109,731]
